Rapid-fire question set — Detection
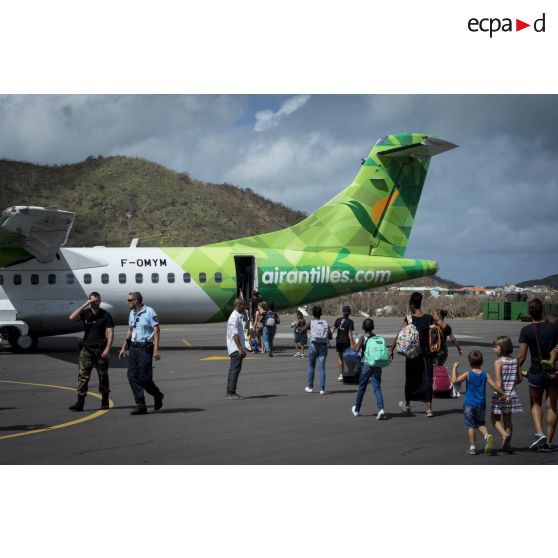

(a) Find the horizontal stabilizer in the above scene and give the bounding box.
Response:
[378,137,457,159]
[0,206,75,264]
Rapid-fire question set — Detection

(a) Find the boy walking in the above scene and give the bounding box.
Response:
[451,350,508,455]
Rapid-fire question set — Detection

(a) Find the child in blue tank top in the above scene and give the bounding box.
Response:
[451,350,509,455]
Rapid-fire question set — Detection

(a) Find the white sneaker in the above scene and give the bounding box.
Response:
[337,374,343,381]
[319,390,325,395]
[352,405,359,417]
[376,409,385,420]
[293,352,299,357]
[398,401,411,413]
[426,409,434,418]
[305,387,313,393]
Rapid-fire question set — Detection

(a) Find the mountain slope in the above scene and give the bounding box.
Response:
[0,156,306,247]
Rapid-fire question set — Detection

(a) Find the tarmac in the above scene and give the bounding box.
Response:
[0,317,556,464]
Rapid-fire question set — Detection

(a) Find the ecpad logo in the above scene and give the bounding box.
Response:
[468,13,546,37]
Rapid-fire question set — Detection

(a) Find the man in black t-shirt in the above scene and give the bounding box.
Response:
[518,298,558,450]
[332,305,355,381]
[68,291,114,411]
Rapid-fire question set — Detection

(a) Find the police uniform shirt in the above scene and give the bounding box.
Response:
[129,305,159,343]
[79,308,114,345]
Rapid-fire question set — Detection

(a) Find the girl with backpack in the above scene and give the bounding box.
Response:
[262,302,280,357]
[433,309,463,365]
[390,292,436,417]
[300,305,330,394]
[351,319,390,420]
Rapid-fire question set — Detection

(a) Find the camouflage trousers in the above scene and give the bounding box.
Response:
[77,347,110,396]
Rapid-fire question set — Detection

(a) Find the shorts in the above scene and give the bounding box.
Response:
[294,333,307,345]
[336,341,350,353]
[464,404,486,429]
[528,370,558,389]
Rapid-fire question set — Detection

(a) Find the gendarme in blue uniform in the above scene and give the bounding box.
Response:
[129,305,159,343]
[127,304,163,412]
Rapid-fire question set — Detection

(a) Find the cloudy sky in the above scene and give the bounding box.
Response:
[0,94,556,286]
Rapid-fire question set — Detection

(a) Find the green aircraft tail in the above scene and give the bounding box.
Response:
[215,133,457,257]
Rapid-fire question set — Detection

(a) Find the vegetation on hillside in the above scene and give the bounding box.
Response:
[0,156,306,247]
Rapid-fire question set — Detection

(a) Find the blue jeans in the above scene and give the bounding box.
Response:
[263,325,276,353]
[354,364,384,412]
[307,342,328,391]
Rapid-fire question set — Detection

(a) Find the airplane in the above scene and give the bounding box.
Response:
[0,133,456,351]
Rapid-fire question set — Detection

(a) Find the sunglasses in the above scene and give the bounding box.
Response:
[127,298,135,302]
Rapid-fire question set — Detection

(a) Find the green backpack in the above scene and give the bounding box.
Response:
[363,335,390,368]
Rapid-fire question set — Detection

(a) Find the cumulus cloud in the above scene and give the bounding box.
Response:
[253,94,311,132]
[0,94,556,285]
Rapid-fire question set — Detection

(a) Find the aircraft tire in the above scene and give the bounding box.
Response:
[7,329,38,353]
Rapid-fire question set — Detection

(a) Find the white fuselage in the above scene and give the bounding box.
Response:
[0,247,220,336]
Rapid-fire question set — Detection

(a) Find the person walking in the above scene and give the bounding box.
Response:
[292,310,307,357]
[433,309,463,398]
[490,336,523,452]
[351,318,388,420]
[518,298,558,450]
[332,305,355,381]
[263,302,280,357]
[451,351,509,455]
[226,298,247,399]
[300,305,330,394]
[390,291,435,417]
[119,292,164,415]
[68,291,114,411]
[254,302,266,352]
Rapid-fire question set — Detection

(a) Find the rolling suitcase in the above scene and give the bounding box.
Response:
[343,348,361,384]
[433,365,453,396]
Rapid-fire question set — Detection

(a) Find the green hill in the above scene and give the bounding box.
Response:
[0,156,306,247]
[517,274,558,290]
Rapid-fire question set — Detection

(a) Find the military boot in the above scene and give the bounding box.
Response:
[100,393,110,410]
[69,395,85,412]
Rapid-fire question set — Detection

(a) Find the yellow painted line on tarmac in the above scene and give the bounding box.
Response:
[0,380,113,441]
[181,339,193,347]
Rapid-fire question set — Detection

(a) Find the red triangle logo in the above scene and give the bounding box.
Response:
[516,19,530,31]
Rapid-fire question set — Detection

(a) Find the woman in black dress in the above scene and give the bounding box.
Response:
[390,292,435,417]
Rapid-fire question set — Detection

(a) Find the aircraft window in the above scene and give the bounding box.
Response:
[135,273,143,284]
[119,273,126,284]
[48,274,56,285]
[0,274,3,285]
[215,272,222,283]
[31,274,39,285]
[152,273,159,283]
[101,273,109,284]
[183,272,191,283]
[14,274,22,285]
[66,273,75,285]
[167,273,175,283]
[84,273,92,284]
[199,272,206,283]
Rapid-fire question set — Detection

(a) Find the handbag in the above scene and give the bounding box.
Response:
[534,323,557,382]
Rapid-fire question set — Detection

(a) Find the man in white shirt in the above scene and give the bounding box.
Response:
[226,298,247,399]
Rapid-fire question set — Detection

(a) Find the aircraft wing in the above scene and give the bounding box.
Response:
[0,206,75,265]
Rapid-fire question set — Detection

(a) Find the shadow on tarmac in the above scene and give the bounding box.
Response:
[0,423,48,432]
[242,394,287,400]
[109,405,205,415]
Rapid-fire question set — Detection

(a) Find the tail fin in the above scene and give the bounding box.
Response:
[218,133,456,257]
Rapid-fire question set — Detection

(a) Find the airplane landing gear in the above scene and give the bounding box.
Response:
[3,327,39,352]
